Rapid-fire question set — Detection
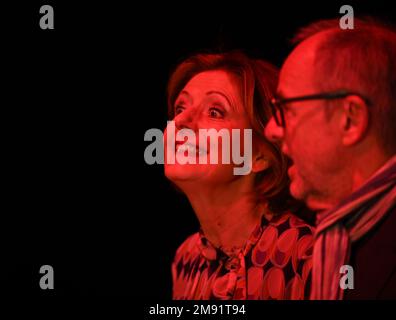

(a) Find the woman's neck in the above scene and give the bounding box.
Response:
[184,182,266,255]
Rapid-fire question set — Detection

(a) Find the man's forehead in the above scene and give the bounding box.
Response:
[278,35,323,96]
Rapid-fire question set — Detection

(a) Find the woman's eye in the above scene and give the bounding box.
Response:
[208,107,224,119]
[174,106,185,115]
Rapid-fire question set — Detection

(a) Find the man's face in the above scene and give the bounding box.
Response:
[265,37,346,211]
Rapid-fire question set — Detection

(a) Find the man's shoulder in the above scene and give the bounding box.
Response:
[347,206,396,299]
[354,205,396,251]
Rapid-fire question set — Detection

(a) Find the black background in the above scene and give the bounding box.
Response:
[3,0,396,300]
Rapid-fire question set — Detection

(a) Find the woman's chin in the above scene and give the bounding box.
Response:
[165,165,235,187]
[165,164,202,182]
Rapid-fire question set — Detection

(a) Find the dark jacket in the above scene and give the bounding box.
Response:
[345,206,396,299]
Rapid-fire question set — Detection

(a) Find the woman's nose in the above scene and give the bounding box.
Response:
[265,117,285,143]
[175,108,197,131]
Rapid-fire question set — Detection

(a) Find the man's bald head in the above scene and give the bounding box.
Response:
[283,18,396,155]
[279,29,334,98]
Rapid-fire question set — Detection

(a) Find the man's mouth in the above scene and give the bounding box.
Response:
[288,161,296,178]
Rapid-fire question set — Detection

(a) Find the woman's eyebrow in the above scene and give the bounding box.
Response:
[176,90,193,104]
[206,91,233,108]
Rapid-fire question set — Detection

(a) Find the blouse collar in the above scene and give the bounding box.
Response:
[197,214,268,265]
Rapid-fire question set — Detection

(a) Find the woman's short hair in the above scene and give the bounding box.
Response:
[167,51,293,214]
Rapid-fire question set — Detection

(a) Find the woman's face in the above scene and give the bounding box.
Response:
[164,70,260,189]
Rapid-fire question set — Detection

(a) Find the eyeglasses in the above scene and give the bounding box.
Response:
[270,90,371,128]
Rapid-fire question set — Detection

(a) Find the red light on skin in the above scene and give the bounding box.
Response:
[163,120,253,175]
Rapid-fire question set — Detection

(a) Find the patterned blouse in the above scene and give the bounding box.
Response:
[172,212,314,300]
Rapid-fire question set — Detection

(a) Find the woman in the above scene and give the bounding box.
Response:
[164,52,314,300]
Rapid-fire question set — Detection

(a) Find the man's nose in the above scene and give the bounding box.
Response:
[265,116,285,143]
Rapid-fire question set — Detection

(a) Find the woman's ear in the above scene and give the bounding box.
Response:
[252,152,270,173]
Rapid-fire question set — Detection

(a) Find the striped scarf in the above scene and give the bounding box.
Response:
[310,156,396,300]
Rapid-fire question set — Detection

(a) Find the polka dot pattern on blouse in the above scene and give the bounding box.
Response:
[172,212,314,300]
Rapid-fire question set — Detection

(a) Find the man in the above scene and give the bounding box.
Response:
[265,18,396,299]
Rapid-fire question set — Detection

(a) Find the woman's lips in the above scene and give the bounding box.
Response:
[175,142,207,156]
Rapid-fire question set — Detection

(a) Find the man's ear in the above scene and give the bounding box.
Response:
[251,151,270,173]
[340,95,369,146]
